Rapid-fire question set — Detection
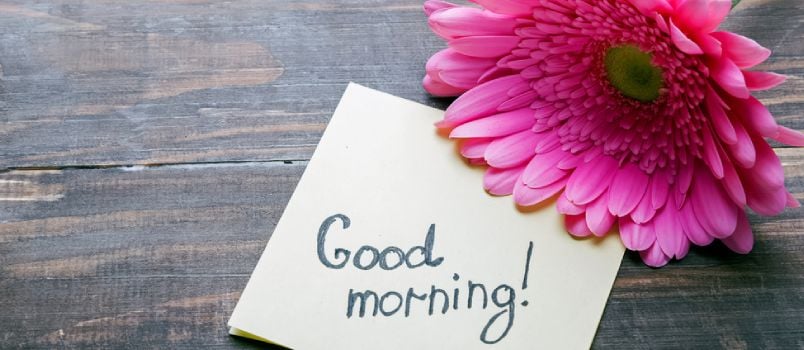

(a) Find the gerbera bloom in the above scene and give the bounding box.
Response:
[423,0,803,267]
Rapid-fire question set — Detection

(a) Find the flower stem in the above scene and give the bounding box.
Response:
[732,0,741,8]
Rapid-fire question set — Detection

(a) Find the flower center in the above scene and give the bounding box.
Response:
[604,45,663,102]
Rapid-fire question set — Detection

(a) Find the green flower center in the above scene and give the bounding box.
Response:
[604,45,663,102]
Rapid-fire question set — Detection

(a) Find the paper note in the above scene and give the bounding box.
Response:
[228,83,625,349]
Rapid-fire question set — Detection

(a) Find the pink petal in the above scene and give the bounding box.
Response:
[586,194,616,236]
[484,130,539,168]
[674,163,694,204]
[653,206,687,258]
[513,175,567,206]
[722,210,754,254]
[484,165,524,196]
[438,75,528,128]
[669,19,703,55]
[705,86,737,144]
[608,163,650,216]
[676,236,691,259]
[771,126,804,147]
[565,214,593,237]
[739,135,788,215]
[565,156,618,205]
[429,7,517,40]
[719,151,747,206]
[522,148,570,188]
[640,242,671,268]
[711,58,750,99]
[423,75,465,97]
[786,192,800,208]
[743,71,786,91]
[690,163,739,239]
[424,0,457,16]
[728,120,756,168]
[459,138,492,159]
[619,216,656,251]
[679,201,714,246]
[748,133,785,190]
[731,96,777,137]
[701,128,724,179]
[674,0,731,34]
[427,49,498,90]
[449,35,521,58]
[557,194,585,215]
[695,33,722,57]
[450,108,535,138]
[631,186,658,224]
[745,186,788,216]
[711,31,771,68]
[628,0,672,16]
[651,170,671,210]
[469,0,534,16]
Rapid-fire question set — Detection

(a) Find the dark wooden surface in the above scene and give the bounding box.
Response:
[0,0,801,349]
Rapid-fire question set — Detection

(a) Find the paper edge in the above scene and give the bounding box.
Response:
[227,82,625,349]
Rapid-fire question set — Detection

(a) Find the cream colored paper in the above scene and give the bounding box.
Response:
[228,83,625,349]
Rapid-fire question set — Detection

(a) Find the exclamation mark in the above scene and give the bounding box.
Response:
[521,241,534,307]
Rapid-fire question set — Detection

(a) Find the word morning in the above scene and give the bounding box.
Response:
[316,213,535,344]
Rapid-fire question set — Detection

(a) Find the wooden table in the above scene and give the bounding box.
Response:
[1,0,801,348]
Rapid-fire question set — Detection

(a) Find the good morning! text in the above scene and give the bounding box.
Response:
[316,213,535,345]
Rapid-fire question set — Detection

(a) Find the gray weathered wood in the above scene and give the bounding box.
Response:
[0,0,802,349]
[0,0,801,168]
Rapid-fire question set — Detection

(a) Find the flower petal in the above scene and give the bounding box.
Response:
[690,163,739,239]
[653,206,687,258]
[429,7,517,40]
[771,126,804,147]
[632,186,658,224]
[586,193,616,236]
[705,86,737,144]
[522,148,570,188]
[557,193,585,215]
[423,75,465,97]
[679,200,714,246]
[701,128,724,179]
[669,19,703,55]
[743,71,786,91]
[459,138,492,159]
[674,0,731,34]
[711,31,771,68]
[565,156,618,205]
[469,0,535,16]
[731,96,777,137]
[449,35,521,58]
[711,57,750,99]
[438,75,528,128]
[619,216,656,251]
[565,214,593,237]
[728,120,756,168]
[608,163,650,216]
[722,210,754,254]
[450,108,536,138]
[513,175,567,206]
[484,165,525,196]
[640,242,671,268]
[427,49,498,90]
[484,130,539,168]
[424,0,457,16]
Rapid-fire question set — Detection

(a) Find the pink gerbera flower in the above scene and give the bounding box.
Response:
[423,0,803,267]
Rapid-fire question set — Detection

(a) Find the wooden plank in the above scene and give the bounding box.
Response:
[1,148,802,349]
[1,0,802,168]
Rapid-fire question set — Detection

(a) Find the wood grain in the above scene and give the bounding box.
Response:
[0,151,801,349]
[0,0,799,168]
[0,0,802,349]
